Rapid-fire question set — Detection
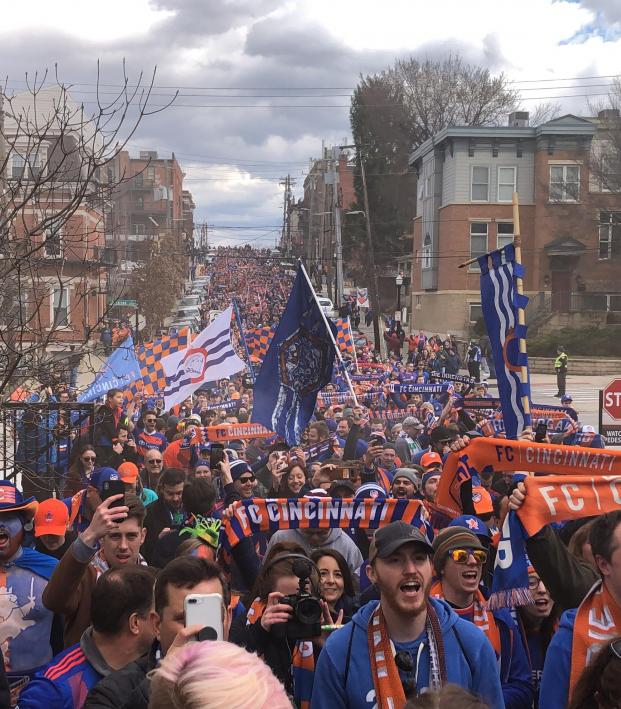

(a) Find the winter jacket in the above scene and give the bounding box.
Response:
[311,598,506,709]
[538,607,577,709]
[84,645,156,709]
[17,628,113,709]
[525,525,598,611]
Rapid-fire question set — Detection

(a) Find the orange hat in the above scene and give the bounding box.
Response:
[472,486,494,516]
[34,499,69,538]
[420,451,443,469]
[118,462,139,483]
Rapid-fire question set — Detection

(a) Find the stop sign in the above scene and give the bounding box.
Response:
[603,379,621,420]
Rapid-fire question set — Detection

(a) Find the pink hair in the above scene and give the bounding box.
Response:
[148,641,292,709]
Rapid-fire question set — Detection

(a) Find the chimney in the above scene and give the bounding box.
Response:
[508,111,530,128]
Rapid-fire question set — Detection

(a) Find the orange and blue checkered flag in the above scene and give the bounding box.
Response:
[246,326,275,360]
[128,328,192,397]
[335,317,354,356]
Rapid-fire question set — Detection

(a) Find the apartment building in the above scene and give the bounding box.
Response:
[409,110,621,336]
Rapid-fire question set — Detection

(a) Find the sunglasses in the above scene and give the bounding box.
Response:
[147,459,163,464]
[82,456,96,462]
[238,475,256,484]
[145,418,156,423]
[448,548,488,565]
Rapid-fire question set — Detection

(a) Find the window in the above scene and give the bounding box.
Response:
[425,176,432,199]
[133,173,143,187]
[43,217,63,258]
[497,222,514,250]
[497,167,517,202]
[599,212,621,260]
[422,233,432,269]
[11,151,43,180]
[133,223,146,235]
[469,303,483,323]
[52,286,69,327]
[146,167,155,181]
[11,154,25,179]
[550,164,580,202]
[471,166,490,202]
[469,223,488,272]
[135,195,144,209]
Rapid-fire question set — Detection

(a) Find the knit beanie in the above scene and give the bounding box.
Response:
[431,526,486,574]
[392,468,420,487]
[421,470,441,488]
[230,459,252,481]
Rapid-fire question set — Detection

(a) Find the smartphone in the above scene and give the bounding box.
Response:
[101,479,126,507]
[210,443,225,470]
[184,593,224,640]
[535,421,548,443]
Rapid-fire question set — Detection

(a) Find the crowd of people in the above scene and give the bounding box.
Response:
[0,247,617,709]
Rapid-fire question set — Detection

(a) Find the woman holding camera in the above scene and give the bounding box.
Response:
[231,543,329,706]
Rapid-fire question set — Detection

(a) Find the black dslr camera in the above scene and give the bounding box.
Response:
[273,558,322,641]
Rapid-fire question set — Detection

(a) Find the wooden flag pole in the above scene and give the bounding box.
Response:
[512,191,532,426]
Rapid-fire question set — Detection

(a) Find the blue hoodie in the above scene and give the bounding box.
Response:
[538,607,576,709]
[311,598,506,709]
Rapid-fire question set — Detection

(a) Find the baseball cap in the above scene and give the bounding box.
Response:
[185,414,202,425]
[118,462,139,484]
[449,515,491,539]
[402,416,424,430]
[90,467,121,491]
[472,486,494,516]
[420,451,443,469]
[34,499,70,538]
[369,520,434,562]
[561,394,573,403]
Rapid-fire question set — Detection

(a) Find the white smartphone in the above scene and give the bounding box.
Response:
[184,593,224,641]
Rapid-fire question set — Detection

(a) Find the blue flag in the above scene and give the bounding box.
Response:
[251,266,336,445]
[78,335,141,402]
[478,245,531,438]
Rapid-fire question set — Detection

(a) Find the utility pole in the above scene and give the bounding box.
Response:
[330,147,344,308]
[359,151,382,353]
[279,174,294,254]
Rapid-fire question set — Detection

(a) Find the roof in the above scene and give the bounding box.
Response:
[409,114,597,166]
[544,236,587,256]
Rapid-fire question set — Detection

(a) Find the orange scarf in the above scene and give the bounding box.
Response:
[368,604,407,709]
[569,580,621,700]
[430,580,501,656]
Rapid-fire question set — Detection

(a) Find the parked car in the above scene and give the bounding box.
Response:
[180,295,200,308]
[175,306,201,322]
[317,297,336,319]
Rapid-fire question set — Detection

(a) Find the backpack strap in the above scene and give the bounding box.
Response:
[343,622,356,692]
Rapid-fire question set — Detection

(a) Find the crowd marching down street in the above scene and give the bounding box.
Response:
[2,246,620,709]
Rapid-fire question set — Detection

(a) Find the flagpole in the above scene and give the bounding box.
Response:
[232,297,256,384]
[512,191,532,428]
[298,260,359,407]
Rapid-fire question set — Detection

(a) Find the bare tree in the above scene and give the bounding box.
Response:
[392,54,520,145]
[589,77,621,194]
[528,101,562,127]
[0,64,176,398]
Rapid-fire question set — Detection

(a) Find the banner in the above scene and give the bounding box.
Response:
[335,317,354,356]
[252,266,336,445]
[205,423,273,442]
[430,373,476,386]
[435,436,621,518]
[161,307,246,410]
[356,288,370,309]
[222,496,427,551]
[78,336,141,402]
[478,245,531,438]
[388,383,451,395]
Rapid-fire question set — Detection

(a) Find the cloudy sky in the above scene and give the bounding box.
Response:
[1,0,620,246]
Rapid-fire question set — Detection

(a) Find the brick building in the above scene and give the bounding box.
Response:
[1,87,110,350]
[409,111,621,336]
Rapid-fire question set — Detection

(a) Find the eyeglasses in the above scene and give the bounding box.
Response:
[81,456,96,462]
[448,548,488,565]
[528,575,544,590]
[238,475,256,484]
[145,418,156,423]
[147,459,163,465]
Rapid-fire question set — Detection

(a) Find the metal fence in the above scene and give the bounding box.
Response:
[0,402,95,500]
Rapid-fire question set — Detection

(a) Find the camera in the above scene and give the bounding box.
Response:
[272,558,322,641]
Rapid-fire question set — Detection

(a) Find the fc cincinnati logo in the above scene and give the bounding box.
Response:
[180,347,209,381]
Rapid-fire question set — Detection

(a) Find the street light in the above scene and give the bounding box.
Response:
[396,273,404,312]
